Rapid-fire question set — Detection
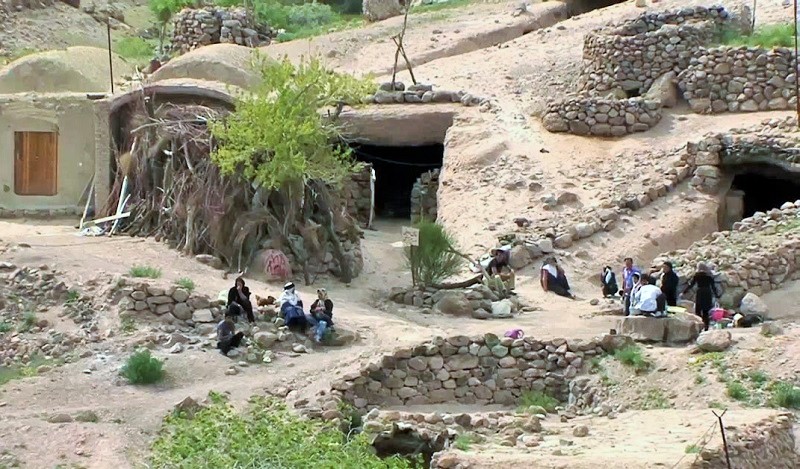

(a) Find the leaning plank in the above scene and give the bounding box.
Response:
[85,212,131,226]
[79,179,95,231]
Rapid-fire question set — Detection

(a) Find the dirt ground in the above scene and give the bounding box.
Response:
[2,0,800,467]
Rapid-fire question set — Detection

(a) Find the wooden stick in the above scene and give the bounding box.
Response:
[85,212,131,226]
[79,177,95,230]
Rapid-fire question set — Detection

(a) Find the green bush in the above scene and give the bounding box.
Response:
[768,381,800,409]
[129,265,162,279]
[121,349,165,384]
[150,393,416,468]
[0,322,11,333]
[114,36,156,62]
[613,345,650,372]
[726,380,749,401]
[640,388,670,410]
[518,390,559,413]
[404,220,463,287]
[718,23,794,48]
[287,1,334,28]
[175,277,196,292]
[685,444,700,454]
[17,312,37,333]
[746,370,769,387]
[453,433,476,451]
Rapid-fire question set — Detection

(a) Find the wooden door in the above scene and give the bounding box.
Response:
[14,131,58,196]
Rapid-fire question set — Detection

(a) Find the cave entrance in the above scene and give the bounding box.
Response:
[349,143,444,220]
[721,163,800,228]
[566,0,627,16]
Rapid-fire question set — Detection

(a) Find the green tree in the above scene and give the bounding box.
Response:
[404,220,464,287]
[149,0,193,54]
[209,55,373,190]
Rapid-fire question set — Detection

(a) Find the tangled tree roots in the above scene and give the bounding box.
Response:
[106,98,363,283]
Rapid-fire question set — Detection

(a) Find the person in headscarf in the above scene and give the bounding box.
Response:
[487,247,515,291]
[307,288,334,343]
[600,266,618,297]
[659,261,680,307]
[540,257,576,299]
[227,276,255,323]
[279,282,307,330]
[216,307,244,356]
[682,262,720,331]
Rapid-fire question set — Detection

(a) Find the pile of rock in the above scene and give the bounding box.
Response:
[678,46,797,114]
[542,97,662,136]
[410,169,439,224]
[329,334,609,409]
[171,7,274,54]
[389,284,524,320]
[580,5,732,95]
[117,280,221,325]
[698,413,797,468]
[365,82,488,108]
[343,163,373,227]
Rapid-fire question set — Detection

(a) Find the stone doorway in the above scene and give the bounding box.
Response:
[721,163,800,229]
[348,143,444,220]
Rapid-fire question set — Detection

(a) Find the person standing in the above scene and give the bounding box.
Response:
[622,257,641,316]
[682,262,720,331]
[227,276,255,323]
[660,261,680,307]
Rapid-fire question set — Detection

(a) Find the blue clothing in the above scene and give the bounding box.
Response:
[306,315,329,342]
[623,266,641,292]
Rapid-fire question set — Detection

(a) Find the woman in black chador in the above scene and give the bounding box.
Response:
[682,262,720,331]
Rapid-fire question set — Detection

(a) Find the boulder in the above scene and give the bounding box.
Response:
[491,299,514,318]
[666,312,703,343]
[362,0,403,21]
[696,329,732,352]
[435,293,473,317]
[597,333,634,353]
[739,292,768,316]
[509,245,532,269]
[254,331,278,348]
[326,327,358,346]
[619,315,701,344]
[645,71,677,108]
[192,309,215,323]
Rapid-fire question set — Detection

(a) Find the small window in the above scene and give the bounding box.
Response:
[14,131,58,196]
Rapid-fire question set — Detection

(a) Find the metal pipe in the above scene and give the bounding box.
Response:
[107,19,115,94]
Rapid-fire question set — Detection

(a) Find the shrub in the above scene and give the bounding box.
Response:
[286,1,334,28]
[518,390,559,413]
[120,316,138,334]
[640,388,670,410]
[613,345,650,372]
[17,312,37,333]
[121,349,165,384]
[726,380,749,401]
[175,277,196,292]
[150,393,416,468]
[65,290,80,304]
[129,265,162,278]
[0,322,11,334]
[718,23,793,48]
[768,381,800,409]
[114,36,156,62]
[404,220,464,287]
[685,444,700,454]
[453,433,476,451]
[746,370,769,387]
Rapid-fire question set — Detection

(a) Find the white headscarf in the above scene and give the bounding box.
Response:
[279,282,299,306]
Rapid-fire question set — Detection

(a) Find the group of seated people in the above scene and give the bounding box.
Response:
[483,247,578,300]
[216,277,335,356]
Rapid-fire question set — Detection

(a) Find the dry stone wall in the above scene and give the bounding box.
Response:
[389,283,526,320]
[116,280,223,325]
[580,5,731,95]
[410,168,439,224]
[692,413,796,469]
[171,7,274,54]
[678,47,797,114]
[344,164,373,226]
[542,97,662,136]
[365,82,490,109]
[330,334,606,410]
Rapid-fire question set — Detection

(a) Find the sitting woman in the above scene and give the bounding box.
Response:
[227,276,255,323]
[216,307,245,356]
[487,247,516,291]
[600,266,618,297]
[307,288,334,343]
[279,282,307,331]
[540,257,576,299]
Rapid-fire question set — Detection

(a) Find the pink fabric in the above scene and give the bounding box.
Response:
[710,308,725,322]
[505,329,524,340]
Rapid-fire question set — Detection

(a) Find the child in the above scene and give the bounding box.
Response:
[217,307,245,356]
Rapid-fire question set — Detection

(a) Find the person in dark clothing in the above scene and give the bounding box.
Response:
[487,248,515,290]
[540,257,576,299]
[217,309,244,355]
[307,288,335,343]
[600,266,618,297]
[227,277,255,323]
[659,261,680,307]
[682,262,720,331]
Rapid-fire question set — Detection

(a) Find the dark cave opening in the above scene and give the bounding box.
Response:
[349,143,444,219]
[730,164,800,219]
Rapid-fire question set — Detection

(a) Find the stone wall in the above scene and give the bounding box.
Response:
[678,46,797,114]
[171,7,274,54]
[116,280,223,326]
[580,5,731,95]
[0,207,81,218]
[410,168,439,224]
[542,97,662,136]
[344,163,373,226]
[365,82,491,109]
[692,413,796,469]
[389,284,525,320]
[330,334,607,410]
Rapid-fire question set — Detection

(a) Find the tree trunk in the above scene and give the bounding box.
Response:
[312,181,353,283]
